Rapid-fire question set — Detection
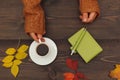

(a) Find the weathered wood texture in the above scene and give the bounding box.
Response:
[0,40,119,80]
[0,0,120,80]
[0,0,119,39]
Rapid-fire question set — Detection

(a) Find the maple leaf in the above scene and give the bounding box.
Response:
[66,58,78,71]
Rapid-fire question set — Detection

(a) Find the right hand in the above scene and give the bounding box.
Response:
[29,32,45,42]
[79,12,98,23]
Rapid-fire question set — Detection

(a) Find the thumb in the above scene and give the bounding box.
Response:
[37,34,45,42]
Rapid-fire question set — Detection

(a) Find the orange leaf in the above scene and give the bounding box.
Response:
[63,72,74,80]
[109,64,120,79]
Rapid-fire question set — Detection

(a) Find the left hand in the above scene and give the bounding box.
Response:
[80,12,98,23]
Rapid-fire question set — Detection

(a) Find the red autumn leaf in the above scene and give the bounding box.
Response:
[76,72,87,80]
[66,58,73,69]
[64,78,73,80]
[63,72,74,80]
[73,74,79,80]
[73,72,87,80]
[66,58,78,71]
[65,58,88,80]
[72,60,78,71]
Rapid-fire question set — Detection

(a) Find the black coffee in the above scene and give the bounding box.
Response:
[37,44,49,56]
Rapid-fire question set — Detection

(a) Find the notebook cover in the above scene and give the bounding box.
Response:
[68,28,103,63]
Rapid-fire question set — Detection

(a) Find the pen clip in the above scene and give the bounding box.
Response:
[70,24,87,55]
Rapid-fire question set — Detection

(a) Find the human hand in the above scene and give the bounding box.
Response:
[29,33,45,42]
[80,12,98,23]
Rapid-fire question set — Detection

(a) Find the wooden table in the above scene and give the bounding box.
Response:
[0,0,120,80]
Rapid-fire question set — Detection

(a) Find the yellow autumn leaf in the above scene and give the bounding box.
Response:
[2,55,14,63]
[11,65,19,77]
[15,52,28,60]
[5,48,16,55]
[2,62,13,68]
[109,64,120,79]
[17,45,28,53]
[116,64,120,68]
[13,60,22,65]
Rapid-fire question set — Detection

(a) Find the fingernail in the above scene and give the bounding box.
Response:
[39,39,41,43]
[83,19,87,22]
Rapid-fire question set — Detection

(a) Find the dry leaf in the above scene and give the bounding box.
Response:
[13,60,22,65]
[15,52,28,60]
[2,56,14,63]
[17,45,28,53]
[63,72,74,80]
[2,62,13,68]
[66,58,78,71]
[116,64,120,68]
[2,44,29,78]
[11,65,19,77]
[109,64,120,79]
[5,48,16,55]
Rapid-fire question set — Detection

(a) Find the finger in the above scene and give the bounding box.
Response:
[82,13,88,23]
[79,15,83,20]
[87,12,97,23]
[30,33,39,42]
[37,34,45,42]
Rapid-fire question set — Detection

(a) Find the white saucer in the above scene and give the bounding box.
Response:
[29,37,57,65]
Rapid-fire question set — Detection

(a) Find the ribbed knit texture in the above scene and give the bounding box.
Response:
[80,0,100,15]
[22,0,100,34]
[22,0,45,35]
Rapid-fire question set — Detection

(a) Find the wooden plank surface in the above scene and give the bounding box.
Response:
[0,0,120,80]
[0,39,119,80]
[0,0,119,39]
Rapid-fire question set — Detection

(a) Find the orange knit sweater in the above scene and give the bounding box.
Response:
[22,0,100,35]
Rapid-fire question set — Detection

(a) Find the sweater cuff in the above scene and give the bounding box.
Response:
[24,12,45,35]
[79,0,100,15]
[22,0,45,35]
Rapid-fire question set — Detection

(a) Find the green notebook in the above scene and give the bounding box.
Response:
[68,28,103,63]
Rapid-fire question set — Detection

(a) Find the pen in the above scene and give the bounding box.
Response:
[70,27,87,55]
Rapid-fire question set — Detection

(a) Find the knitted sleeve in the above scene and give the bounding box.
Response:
[79,0,100,15]
[22,0,45,35]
